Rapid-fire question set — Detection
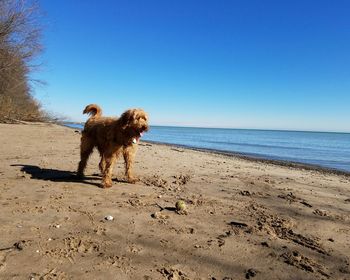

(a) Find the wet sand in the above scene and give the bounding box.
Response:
[0,122,349,279]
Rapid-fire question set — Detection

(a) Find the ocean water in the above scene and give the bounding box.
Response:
[67,123,350,173]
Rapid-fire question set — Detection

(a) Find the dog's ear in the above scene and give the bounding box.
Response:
[120,109,135,129]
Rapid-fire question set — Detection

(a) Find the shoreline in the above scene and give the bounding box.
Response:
[142,140,350,178]
[62,123,350,177]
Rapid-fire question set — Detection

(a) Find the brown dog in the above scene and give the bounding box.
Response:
[77,104,149,188]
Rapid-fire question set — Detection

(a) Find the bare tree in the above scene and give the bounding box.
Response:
[0,0,44,122]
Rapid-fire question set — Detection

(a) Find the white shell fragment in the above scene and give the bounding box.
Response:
[105,215,114,221]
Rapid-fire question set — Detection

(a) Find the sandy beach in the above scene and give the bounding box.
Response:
[0,122,349,280]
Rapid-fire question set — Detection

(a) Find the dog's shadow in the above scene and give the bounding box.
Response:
[11,164,103,188]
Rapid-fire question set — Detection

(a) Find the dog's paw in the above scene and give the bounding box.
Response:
[102,180,113,188]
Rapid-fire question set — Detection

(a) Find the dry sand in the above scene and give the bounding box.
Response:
[0,123,349,280]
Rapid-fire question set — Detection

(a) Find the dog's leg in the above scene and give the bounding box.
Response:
[99,156,106,174]
[102,149,119,188]
[77,135,94,178]
[98,148,106,175]
[123,145,138,184]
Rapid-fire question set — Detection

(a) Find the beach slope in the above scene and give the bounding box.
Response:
[0,123,349,279]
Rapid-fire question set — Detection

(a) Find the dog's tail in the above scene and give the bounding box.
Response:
[83,104,102,119]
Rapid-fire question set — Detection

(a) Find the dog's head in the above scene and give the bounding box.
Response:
[120,108,149,139]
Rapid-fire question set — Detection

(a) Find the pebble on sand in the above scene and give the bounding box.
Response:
[105,215,114,221]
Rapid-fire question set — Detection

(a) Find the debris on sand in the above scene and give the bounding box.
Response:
[245,268,258,279]
[313,209,328,217]
[142,175,169,188]
[105,215,114,221]
[172,174,191,185]
[158,267,190,280]
[14,241,26,251]
[151,212,169,220]
[240,190,252,196]
[228,220,248,228]
[278,192,298,202]
[299,201,313,208]
[0,240,31,252]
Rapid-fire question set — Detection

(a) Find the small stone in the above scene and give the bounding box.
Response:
[292,251,302,262]
[55,224,61,228]
[245,268,257,279]
[105,215,114,221]
[14,241,25,250]
[151,212,169,219]
[240,190,251,196]
[313,209,327,216]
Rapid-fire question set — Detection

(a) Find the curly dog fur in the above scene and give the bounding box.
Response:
[77,104,149,188]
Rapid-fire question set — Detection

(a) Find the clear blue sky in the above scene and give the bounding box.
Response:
[34,0,350,132]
